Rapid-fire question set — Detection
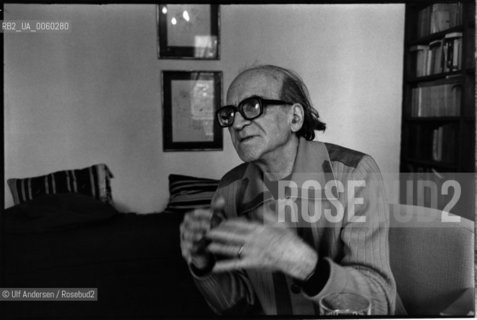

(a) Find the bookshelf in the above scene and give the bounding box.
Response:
[400,1,475,219]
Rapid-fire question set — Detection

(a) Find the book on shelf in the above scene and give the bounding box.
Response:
[432,125,443,161]
[411,83,461,117]
[432,124,456,162]
[428,40,443,74]
[410,45,429,77]
[417,3,462,38]
[418,6,432,38]
[443,32,462,72]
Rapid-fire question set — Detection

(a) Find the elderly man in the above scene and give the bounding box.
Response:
[180,65,397,315]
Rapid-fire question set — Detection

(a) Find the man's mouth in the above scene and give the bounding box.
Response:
[239,136,256,143]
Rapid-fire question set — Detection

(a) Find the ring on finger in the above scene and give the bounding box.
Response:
[237,245,244,259]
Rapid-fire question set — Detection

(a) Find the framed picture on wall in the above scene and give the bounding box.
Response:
[162,71,223,151]
[157,4,220,59]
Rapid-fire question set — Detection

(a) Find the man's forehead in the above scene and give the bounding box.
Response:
[227,69,284,104]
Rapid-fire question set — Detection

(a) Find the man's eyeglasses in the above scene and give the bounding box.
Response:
[216,96,293,128]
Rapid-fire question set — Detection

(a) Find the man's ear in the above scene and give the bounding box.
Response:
[290,103,304,133]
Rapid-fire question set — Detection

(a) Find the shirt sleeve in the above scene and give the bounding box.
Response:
[191,266,258,314]
[302,155,397,315]
[189,176,259,315]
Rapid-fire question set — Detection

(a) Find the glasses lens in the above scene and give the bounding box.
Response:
[241,98,262,120]
[217,107,235,127]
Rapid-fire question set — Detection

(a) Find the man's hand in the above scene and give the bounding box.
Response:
[179,197,226,271]
[205,209,318,280]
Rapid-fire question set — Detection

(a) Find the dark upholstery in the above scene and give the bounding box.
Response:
[1,194,212,318]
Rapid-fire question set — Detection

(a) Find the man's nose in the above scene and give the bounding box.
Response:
[232,112,251,130]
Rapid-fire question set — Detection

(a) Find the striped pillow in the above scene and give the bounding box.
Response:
[164,174,219,214]
[7,164,114,205]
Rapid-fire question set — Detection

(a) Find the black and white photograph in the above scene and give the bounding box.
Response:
[1,2,475,319]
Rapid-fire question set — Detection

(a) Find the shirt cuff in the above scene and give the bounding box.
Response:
[301,257,349,301]
[296,258,329,296]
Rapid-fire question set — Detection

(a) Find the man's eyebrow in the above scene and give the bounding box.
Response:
[235,95,261,105]
[242,95,262,100]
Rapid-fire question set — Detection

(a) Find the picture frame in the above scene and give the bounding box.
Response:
[157,4,220,60]
[162,71,223,151]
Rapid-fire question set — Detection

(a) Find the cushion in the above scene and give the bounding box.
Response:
[164,174,219,214]
[3,193,119,233]
[7,163,114,205]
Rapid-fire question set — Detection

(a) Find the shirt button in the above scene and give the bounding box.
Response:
[290,283,301,294]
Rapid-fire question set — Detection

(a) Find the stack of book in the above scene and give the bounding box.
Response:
[409,32,462,77]
[432,124,456,162]
[411,83,461,117]
[442,32,462,72]
[417,3,462,38]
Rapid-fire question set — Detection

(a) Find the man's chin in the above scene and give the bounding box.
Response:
[237,150,261,163]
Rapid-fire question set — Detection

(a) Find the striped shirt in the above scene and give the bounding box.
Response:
[192,138,396,315]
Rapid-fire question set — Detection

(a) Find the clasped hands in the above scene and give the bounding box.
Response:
[180,197,318,281]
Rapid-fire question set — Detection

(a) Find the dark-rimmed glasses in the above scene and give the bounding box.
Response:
[216,95,293,127]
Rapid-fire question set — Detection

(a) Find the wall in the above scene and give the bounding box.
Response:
[4,4,404,213]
